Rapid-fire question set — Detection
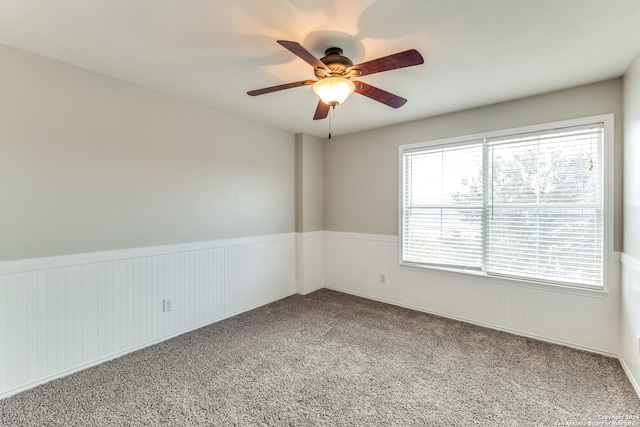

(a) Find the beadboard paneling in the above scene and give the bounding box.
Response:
[324,232,620,355]
[295,231,324,295]
[620,253,640,397]
[225,237,296,315]
[0,234,296,399]
[0,231,627,399]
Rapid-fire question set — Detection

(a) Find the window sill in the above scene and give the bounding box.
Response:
[399,261,612,298]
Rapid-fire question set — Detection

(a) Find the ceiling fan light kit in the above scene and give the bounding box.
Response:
[312,77,355,106]
[248,40,424,123]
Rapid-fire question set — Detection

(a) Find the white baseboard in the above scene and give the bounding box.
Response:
[297,284,324,296]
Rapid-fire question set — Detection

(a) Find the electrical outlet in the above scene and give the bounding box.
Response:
[380,274,386,284]
[636,334,640,356]
[163,299,173,312]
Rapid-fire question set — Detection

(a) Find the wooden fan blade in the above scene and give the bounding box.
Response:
[352,49,424,76]
[277,40,329,71]
[354,81,407,108]
[247,80,315,96]
[313,100,330,120]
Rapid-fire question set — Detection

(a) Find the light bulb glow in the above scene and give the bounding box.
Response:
[312,77,355,105]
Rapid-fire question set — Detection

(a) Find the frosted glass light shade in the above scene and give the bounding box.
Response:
[312,77,356,105]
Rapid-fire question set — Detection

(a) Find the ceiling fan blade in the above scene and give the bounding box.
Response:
[247,80,315,96]
[313,100,330,120]
[277,40,329,71]
[354,81,407,108]
[352,49,424,76]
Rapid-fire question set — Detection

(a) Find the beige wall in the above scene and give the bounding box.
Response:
[624,56,640,258]
[324,79,624,251]
[295,133,324,232]
[620,49,640,394]
[0,44,295,261]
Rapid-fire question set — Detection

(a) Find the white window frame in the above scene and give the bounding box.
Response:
[398,114,615,292]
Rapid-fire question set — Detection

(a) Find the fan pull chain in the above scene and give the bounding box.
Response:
[328,105,335,139]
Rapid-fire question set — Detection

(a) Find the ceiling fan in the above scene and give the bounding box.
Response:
[247,40,424,121]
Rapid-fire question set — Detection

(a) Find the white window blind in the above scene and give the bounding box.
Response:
[403,142,484,270]
[401,121,606,289]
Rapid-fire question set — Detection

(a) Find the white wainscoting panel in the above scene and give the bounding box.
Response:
[225,236,296,315]
[0,231,627,400]
[295,231,324,295]
[0,234,297,399]
[324,232,620,355]
[620,253,640,397]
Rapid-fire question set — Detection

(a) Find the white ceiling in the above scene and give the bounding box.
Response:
[1,0,640,138]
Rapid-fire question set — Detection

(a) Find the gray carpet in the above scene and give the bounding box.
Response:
[1,289,639,426]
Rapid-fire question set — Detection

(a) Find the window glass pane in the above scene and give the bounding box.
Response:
[487,124,603,286]
[403,142,483,269]
[403,207,483,269]
[487,208,603,285]
[401,119,606,289]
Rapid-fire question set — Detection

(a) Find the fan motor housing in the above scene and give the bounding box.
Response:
[315,47,354,78]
